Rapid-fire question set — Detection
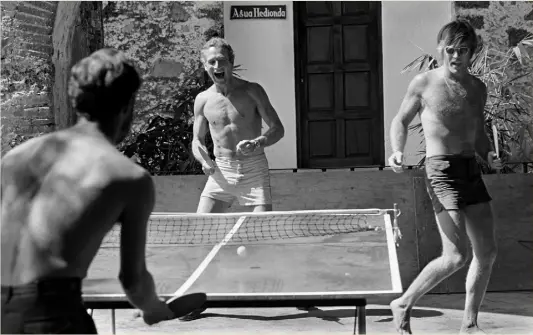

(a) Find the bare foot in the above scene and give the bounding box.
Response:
[460,325,485,334]
[390,299,413,334]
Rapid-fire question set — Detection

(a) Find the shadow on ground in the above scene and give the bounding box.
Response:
[368,292,533,318]
[189,307,442,324]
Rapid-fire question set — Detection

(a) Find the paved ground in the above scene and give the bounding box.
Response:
[91,292,533,334]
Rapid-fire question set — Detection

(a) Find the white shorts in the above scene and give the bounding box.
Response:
[200,153,272,206]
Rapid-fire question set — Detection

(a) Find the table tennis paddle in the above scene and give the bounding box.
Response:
[166,292,207,320]
[492,121,501,175]
[133,292,207,322]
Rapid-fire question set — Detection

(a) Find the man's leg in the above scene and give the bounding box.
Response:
[250,204,272,212]
[461,202,497,333]
[197,196,231,213]
[391,209,470,334]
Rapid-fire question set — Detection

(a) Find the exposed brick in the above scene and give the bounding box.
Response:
[14,11,54,28]
[17,48,50,59]
[525,9,533,21]
[1,9,17,18]
[507,27,530,47]
[18,22,53,35]
[18,3,55,17]
[22,94,50,108]
[455,1,491,9]
[21,42,53,54]
[0,2,19,11]
[458,15,485,30]
[24,1,57,14]
[19,32,52,45]
[22,107,53,118]
[31,118,55,127]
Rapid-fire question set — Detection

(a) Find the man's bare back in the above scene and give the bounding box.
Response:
[198,78,270,159]
[414,67,486,157]
[1,123,148,286]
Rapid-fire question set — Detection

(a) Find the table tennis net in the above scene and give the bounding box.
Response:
[101,211,386,247]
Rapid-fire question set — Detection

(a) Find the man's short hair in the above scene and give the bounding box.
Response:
[201,37,235,64]
[68,48,142,120]
[437,19,479,53]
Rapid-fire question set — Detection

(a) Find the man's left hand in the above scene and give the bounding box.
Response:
[236,140,259,155]
[488,151,503,170]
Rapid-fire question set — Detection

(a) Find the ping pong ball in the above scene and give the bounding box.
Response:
[237,246,247,256]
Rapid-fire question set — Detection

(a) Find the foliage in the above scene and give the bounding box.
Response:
[402,35,533,173]
[117,67,215,175]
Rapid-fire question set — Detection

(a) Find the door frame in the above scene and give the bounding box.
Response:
[293,1,385,169]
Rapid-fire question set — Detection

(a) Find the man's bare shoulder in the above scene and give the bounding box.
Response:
[409,70,433,93]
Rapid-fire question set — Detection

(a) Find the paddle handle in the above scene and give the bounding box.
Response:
[491,121,499,158]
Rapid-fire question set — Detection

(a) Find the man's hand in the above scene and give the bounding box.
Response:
[487,151,503,170]
[132,299,174,325]
[202,160,216,175]
[236,140,259,156]
[388,151,404,173]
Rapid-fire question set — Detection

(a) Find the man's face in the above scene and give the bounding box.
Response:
[439,41,472,74]
[203,46,233,85]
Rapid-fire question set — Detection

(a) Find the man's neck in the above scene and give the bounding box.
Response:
[442,66,470,83]
[215,77,237,96]
[74,116,116,144]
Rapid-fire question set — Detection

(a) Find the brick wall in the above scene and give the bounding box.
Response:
[1,1,57,155]
[1,1,103,156]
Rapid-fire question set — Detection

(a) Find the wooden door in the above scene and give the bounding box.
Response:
[295,1,384,168]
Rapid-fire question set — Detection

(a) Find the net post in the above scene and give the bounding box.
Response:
[392,203,402,245]
[111,309,116,334]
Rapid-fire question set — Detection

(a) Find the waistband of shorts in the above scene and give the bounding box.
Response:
[215,152,267,164]
[426,152,476,161]
[1,278,82,296]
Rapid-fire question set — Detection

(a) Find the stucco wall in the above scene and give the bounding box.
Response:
[381,1,452,166]
[223,1,296,170]
[223,1,452,169]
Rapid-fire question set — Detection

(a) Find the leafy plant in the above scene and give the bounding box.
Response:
[402,36,533,173]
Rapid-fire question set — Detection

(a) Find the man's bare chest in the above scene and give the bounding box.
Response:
[204,93,257,126]
[422,83,483,121]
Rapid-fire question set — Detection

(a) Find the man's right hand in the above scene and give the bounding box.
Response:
[202,161,216,175]
[388,151,404,173]
[134,300,174,325]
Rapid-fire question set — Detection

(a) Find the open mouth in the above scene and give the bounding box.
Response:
[213,71,225,80]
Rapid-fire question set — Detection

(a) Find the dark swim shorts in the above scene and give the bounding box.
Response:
[1,278,97,334]
[424,153,492,214]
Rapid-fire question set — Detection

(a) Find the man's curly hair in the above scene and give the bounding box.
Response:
[68,48,142,120]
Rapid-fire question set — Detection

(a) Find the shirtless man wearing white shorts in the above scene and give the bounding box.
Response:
[192,38,285,213]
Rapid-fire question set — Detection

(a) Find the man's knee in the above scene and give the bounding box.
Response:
[444,249,469,270]
[478,242,498,265]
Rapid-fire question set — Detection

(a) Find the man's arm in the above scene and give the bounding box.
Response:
[118,172,161,311]
[191,93,213,166]
[390,74,426,153]
[474,81,493,161]
[250,83,285,148]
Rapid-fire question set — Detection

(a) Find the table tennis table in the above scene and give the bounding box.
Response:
[83,206,403,334]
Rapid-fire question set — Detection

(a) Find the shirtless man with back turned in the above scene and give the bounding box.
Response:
[388,20,502,334]
[192,37,285,213]
[1,49,173,333]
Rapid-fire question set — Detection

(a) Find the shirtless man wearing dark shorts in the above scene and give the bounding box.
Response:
[192,37,285,213]
[388,20,502,334]
[1,49,173,333]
